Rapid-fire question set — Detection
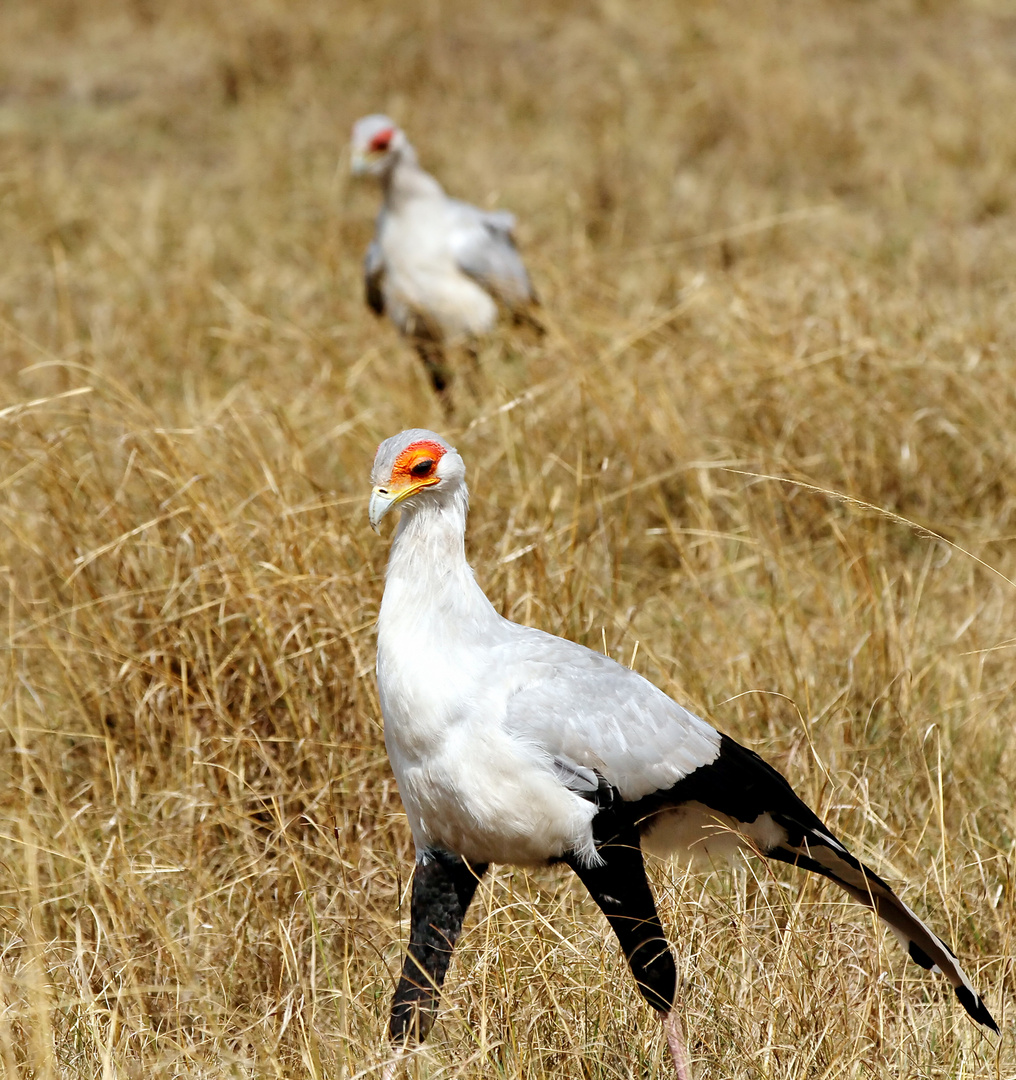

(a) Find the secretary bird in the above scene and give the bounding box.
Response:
[350,115,539,411]
[368,428,997,1079]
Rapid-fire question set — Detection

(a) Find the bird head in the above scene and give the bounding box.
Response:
[351,114,408,177]
[369,429,465,530]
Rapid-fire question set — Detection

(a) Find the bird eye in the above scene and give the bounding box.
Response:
[370,134,391,152]
[410,459,435,477]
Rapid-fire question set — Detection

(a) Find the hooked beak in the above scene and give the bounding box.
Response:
[369,486,398,530]
[369,478,438,531]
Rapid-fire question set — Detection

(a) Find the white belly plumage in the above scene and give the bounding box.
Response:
[394,270,497,341]
[385,722,599,866]
[381,216,498,341]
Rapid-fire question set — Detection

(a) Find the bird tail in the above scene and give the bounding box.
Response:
[768,820,998,1033]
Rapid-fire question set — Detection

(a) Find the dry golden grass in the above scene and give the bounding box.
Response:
[1,1,1014,1076]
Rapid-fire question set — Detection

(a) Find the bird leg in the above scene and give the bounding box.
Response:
[387,851,487,1068]
[412,339,454,416]
[662,1008,693,1080]
[380,1051,403,1080]
[511,306,547,338]
[460,342,485,400]
[565,817,692,1079]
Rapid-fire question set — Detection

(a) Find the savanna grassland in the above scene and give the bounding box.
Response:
[1,1,1015,1077]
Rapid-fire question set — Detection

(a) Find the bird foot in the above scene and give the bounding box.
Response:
[381,1046,406,1080]
[662,1009,693,1080]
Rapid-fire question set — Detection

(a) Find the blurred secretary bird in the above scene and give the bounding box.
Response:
[368,429,997,1080]
[350,115,539,411]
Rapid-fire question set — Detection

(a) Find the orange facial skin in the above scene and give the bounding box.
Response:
[369,128,395,152]
[389,440,447,491]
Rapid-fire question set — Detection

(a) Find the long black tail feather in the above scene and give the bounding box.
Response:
[631,733,998,1033]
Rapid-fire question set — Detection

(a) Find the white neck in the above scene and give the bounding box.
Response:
[382,146,445,211]
[379,486,499,642]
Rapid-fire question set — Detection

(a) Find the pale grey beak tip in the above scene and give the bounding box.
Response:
[369,488,396,532]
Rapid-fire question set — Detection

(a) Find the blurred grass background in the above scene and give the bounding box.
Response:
[1,0,1014,1076]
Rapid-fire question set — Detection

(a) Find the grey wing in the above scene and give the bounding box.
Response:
[364,237,386,316]
[449,203,535,308]
[502,630,721,801]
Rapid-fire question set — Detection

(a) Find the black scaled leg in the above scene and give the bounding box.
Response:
[412,339,454,414]
[565,815,694,1078]
[389,850,488,1047]
[564,817,676,1014]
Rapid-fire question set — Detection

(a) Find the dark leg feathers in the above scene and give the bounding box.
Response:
[412,339,454,415]
[566,810,693,1078]
[566,813,677,1014]
[389,851,487,1046]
